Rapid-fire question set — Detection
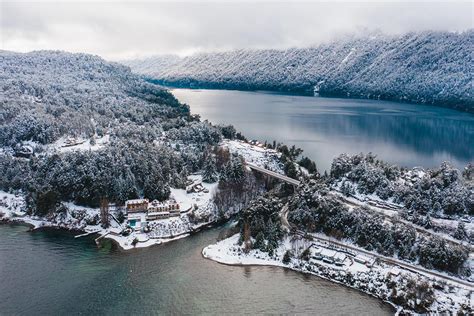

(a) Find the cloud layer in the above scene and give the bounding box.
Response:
[1,1,472,60]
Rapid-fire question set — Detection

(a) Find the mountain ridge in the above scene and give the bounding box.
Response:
[123,31,474,113]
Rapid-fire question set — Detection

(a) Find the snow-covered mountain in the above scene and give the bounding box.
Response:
[124,31,474,112]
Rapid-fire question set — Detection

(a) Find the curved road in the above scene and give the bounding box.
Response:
[280,203,473,289]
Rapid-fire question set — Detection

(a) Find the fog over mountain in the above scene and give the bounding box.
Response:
[2,1,472,59]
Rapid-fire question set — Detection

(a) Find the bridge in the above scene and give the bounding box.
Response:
[245,162,301,186]
[244,161,474,288]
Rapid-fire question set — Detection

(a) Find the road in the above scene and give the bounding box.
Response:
[278,203,473,288]
[279,203,290,233]
[248,161,471,249]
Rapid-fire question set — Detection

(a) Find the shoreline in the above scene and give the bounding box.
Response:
[163,83,474,115]
[202,234,473,315]
[0,210,228,252]
[0,175,222,251]
[200,238,398,314]
[201,250,399,314]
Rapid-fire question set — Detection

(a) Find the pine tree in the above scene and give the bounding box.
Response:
[202,157,218,183]
[284,161,298,179]
[300,248,311,261]
[282,250,292,264]
[231,157,245,183]
[453,221,467,240]
[254,231,266,251]
[341,181,352,196]
[219,161,232,183]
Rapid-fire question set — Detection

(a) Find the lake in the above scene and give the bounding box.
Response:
[172,89,474,171]
[0,224,394,315]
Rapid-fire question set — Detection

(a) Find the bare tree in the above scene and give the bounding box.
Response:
[100,197,110,228]
[243,221,252,253]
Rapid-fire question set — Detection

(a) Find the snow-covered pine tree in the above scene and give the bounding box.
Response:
[202,157,218,183]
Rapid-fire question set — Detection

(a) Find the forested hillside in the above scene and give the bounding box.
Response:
[125,31,474,112]
[0,51,224,212]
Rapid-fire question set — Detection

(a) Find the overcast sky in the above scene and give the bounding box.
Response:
[1,1,472,60]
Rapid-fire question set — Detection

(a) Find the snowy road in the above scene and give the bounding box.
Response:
[294,230,473,289]
[332,191,473,251]
[280,200,473,288]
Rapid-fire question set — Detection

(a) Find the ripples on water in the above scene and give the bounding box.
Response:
[0,225,394,315]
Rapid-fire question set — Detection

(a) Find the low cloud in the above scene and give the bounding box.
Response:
[1,1,472,60]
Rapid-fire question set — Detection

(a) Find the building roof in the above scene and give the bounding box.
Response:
[320,248,336,258]
[148,211,170,216]
[126,199,149,206]
[127,213,144,220]
[334,252,346,261]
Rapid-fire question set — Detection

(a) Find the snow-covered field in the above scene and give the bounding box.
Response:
[171,174,218,213]
[221,139,283,173]
[53,134,110,153]
[203,234,473,314]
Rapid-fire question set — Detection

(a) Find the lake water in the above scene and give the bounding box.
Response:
[172,89,474,172]
[0,224,394,315]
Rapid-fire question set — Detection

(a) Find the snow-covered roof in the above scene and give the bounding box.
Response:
[150,198,178,206]
[127,213,144,220]
[389,266,401,276]
[126,199,149,206]
[320,248,336,258]
[148,211,170,216]
[334,252,346,261]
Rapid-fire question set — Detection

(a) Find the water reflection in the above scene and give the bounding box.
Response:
[172,89,473,171]
[0,224,394,315]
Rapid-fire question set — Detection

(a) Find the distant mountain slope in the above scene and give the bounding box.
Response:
[0,50,186,146]
[124,31,474,112]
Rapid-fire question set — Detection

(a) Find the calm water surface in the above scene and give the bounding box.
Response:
[172,89,474,171]
[0,224,393,315]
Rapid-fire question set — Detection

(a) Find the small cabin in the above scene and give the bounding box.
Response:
[334,252,346,264]
[14,145,34,158]
[388,266,401,277]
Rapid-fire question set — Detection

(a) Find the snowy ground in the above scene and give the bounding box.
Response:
[203,234,473,315]
[171,174,218,213]
[221,139,283,173]
[1,135,111,158]
[0,175,219,251]
[52,134,110,153]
